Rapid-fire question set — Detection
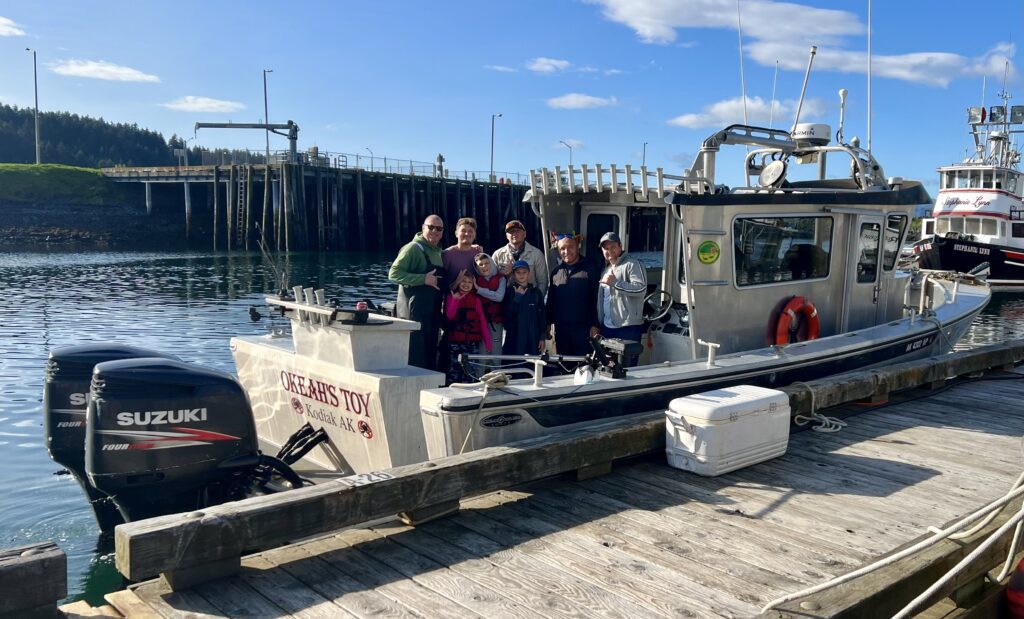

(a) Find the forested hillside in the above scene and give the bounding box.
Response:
[0,104,174,167]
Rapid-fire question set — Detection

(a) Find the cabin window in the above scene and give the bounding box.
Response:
[732,216,832,287]
[1008,173,1019,195]
[584,213,619,259]
[965,217,982,235]
[856,222,880,283]
[982,218,998,236]
[949,217,965,234]
[1014,223,1024,238]
[936,218,950,235]
[883,214,907,271]
[924,220,936,236]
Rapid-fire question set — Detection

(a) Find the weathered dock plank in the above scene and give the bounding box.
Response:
[0,541,66,619]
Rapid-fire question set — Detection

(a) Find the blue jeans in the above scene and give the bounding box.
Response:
[599,324,646,367]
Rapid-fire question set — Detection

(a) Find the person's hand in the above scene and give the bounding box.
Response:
[458,268,468,281]
[499,262,512,275]
[424,269,439,290]
[537,340,545,353]
[589,326,601,338]
[515,285,526,295]
[602,272,616,286]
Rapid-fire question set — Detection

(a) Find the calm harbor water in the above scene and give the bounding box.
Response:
[1,249,1022,604]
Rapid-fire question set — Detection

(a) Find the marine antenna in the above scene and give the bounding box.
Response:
[867,0,872,154]
[769,60,779,129]
[254,223,288,294]
[735,0,748,128]
[791,46,817,132]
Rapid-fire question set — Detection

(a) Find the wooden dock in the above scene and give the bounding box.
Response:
[24,342,1024,618]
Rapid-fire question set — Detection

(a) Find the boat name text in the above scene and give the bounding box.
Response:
[953,244,990,255]
[279,370,371,416]
[940,195,993,209]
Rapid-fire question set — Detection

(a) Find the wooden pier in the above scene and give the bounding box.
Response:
[24,341,1024,618]
[102,165,532,253]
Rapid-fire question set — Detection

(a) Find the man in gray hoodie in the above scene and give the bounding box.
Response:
[592,231,647,365]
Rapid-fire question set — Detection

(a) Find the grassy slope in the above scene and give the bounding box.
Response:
[0,164,129,206]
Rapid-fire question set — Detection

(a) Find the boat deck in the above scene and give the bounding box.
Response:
[92,369,1024,618]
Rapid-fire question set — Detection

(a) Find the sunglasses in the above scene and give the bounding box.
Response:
[555,232,579,240]
[424,224,444,232]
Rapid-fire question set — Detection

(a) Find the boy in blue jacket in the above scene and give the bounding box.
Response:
[502,260,546,356]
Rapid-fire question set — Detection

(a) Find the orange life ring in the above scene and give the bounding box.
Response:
[775,296,820,345]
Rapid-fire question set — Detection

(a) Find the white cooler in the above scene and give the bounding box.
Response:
[665,385,790,476]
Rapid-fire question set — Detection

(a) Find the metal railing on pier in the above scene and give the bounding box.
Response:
[195,148,528,184]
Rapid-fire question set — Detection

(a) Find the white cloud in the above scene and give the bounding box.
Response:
[667,95,825,129]
[528,57,571,74]
[0,16,25,36]
[485,64,518,73]
[50,59,159,82]
[604,68,624,75]
[587,0,1015,87]
[161,96,245,113]
[555,139,585,149]
[547,93,618,109]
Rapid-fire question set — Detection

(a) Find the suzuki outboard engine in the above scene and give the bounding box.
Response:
[85,358,267,522]
[43,344,179,531]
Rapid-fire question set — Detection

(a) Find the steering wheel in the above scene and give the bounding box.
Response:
[643,290,673,323]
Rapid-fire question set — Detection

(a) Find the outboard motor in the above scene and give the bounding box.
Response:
[43,344,179,531]
[85,358,268,522]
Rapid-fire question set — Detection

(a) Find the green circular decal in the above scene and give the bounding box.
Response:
[697,240,720,264]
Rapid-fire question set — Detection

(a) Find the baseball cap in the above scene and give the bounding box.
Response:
[511,260,530,271]
[505,220,526,232]
[599,231,622,246]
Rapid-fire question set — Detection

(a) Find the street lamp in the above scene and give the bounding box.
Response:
[559,140,573,168]
[366,147,374,171]
[263,69,273,163]
[642,142,648,167]
[25,48,40,164]
[490,113,502,182]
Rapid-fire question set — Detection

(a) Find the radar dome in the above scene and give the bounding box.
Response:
[791,123,831,147]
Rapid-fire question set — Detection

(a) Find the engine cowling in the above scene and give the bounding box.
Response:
[43,344,179,530]
[85,357,258,522]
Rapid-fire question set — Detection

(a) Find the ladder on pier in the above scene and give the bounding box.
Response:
[235,168,247,248]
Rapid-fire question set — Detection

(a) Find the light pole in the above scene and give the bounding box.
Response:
[490,113,502,182]
[26,48,40,164]
[263,69,273,163]
[559,140,573,168]
[642,142,648,167]
[366,147,374,171]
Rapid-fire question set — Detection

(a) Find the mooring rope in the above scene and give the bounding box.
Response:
[789,380,847,433]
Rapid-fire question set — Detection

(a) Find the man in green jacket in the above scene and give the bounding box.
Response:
[389,214,446,370]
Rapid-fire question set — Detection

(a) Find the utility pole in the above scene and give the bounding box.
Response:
[490,112,502,182]
[26,48,40,164]
[263,69,273,163]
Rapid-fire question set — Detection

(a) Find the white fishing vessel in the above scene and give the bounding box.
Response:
[916,93,1024,288]
[43,89,990,528]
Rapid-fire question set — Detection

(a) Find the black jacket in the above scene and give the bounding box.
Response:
[547,255,600,328]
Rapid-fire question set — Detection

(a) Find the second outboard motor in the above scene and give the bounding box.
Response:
[43,344,179,531]
[85,358,264,522]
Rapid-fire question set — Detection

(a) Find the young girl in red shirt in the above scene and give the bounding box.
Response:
[443,272,492,384]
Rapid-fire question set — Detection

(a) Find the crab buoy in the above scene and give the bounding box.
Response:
[775,296,820,345]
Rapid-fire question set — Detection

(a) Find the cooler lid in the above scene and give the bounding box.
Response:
[668,385,789,422]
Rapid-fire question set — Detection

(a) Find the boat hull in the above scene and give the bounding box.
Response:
[918,235,1024,289]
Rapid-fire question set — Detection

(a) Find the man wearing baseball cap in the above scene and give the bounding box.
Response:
[593,231,647,366]
[493,219,548,297]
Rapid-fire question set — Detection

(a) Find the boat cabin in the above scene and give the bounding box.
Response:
[526,124,927,363]
[932,164,1024,245]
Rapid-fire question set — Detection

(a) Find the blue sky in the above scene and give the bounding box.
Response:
[0,1,1021,188]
